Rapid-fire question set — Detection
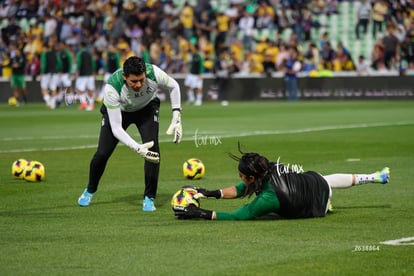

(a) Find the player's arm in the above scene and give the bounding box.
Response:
[40,52,46,74]
[191,182,245,199]
[175,189,279,220]
[104,85,159,163]
[153,65,183,143]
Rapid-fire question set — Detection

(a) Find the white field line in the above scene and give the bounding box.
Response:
[0,121,412,153]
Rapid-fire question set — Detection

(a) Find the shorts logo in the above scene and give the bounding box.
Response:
[154,110,159,123]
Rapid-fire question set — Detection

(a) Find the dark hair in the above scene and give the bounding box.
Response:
[229,143,271,197]
[123,56,146,77]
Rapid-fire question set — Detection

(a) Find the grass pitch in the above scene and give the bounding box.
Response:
[1,100,413,275]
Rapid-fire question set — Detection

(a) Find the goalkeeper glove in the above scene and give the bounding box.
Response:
[136,141,160,163]
[182,186,222,199]
[173,204,213,220]
[166,109,182,143]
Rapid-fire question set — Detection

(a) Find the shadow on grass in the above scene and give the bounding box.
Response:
[333,204,392,209]
[103,192,172,208]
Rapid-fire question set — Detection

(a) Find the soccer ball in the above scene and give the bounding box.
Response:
[171,187,200,210]
[23,161,46,182]
[11,158,29,179]
[183,158,205,180]
[8,96,18,106]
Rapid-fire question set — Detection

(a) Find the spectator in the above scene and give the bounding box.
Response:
[372,0,389,39]
[371,38,385,70]
[326,0,339,16]
[238,9,255,52]
[400,35,414,70]
[282,46,301,101]
[319,41,335,70]
[179,1,195,40]
[42,14,58,45]
[1,17,21,46]
[276,43,290,70]
[1,49,11,77]
[194,10,215,40]
[355,55,370,75]
[255,1,276,31]
[382,24,399,69]
[262,51,276,77]
[58,17,73,43]
[303,42,320,71]
[355,0,371,40]
[275,9,292,36]
[28,53,41,80]
[302,7,313,42]
[214,11,231,52]
[23,34,43,64]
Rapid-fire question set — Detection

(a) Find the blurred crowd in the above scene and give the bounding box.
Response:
[1,0,414,82]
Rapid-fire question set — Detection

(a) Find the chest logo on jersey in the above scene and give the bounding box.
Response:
[133,87,155,98]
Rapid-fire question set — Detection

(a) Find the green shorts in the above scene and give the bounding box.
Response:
[11,75,26,88]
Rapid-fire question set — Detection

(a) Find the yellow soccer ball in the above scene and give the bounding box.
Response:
[8,96,18,106]
[23,161,46,182]
[182,158,205,180]
[171,187,200,210]
[11,158,30,179]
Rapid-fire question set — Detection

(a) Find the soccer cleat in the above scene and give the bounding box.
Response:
[85,103,94,111]
[142,196,156,211]
[374,167,390,184]
[327,202,334,213]
[79,102,88,110]
[78,188,95,207]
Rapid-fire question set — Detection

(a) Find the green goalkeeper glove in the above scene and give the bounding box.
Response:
[173,204,213,220]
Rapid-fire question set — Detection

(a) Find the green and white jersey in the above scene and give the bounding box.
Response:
[103,63,181,112]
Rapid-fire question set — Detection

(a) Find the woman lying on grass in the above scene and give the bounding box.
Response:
[173,146,390,220]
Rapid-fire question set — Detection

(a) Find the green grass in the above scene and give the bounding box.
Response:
[1,101,413,275]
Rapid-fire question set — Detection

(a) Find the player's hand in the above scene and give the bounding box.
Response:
[173,204,213,220]
[166,110,182,143]
[182,186,222,199]
[136,141,159,163]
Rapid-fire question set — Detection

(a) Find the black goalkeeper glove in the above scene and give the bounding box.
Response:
[181,185,222,199]
[173,204,213,220]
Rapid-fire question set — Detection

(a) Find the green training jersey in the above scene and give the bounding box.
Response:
[104,63,176,112]
[215,181,280,220]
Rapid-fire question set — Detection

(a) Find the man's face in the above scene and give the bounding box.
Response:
[123,73,146,92]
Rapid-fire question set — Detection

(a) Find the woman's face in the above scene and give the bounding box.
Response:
[239,171,254,186]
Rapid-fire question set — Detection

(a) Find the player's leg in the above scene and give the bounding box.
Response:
[11,77,20,105]
[323,167,390,188]
[61,74,74,107]
[135,99,160,211]
[78,107,119,206]
[40,74,51,107]
[194,75,203,106]
[184,75,195,104]
[85,75,96,111]
[76,77,88,110]
[21,79,27,104]
[48,74,59,109]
